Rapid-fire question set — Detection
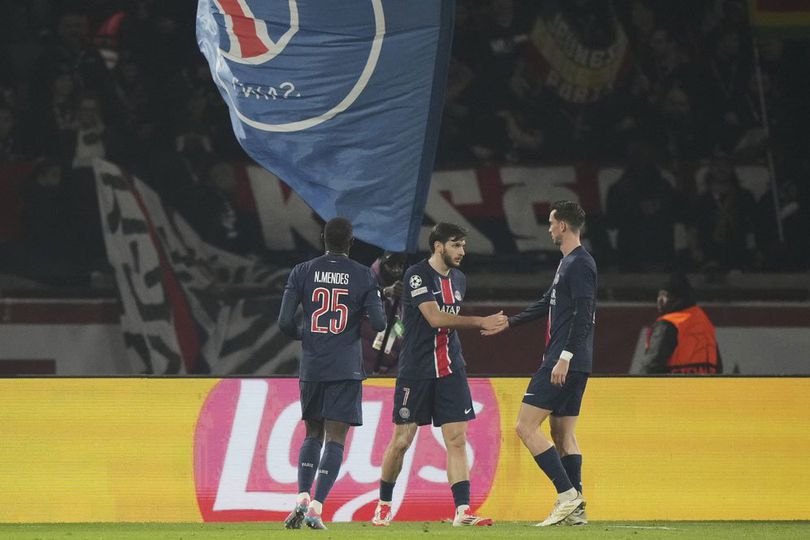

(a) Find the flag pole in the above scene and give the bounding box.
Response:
[752,39,785,243]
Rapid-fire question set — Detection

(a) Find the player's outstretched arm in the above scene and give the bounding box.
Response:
[418,301,507,331]
[507,288,552,329]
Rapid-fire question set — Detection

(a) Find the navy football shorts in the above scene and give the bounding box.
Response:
[522,366,589,416]
[299,379,363,426]
[392,369,475,427]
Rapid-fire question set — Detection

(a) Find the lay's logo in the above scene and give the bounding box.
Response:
[193,379,500,522]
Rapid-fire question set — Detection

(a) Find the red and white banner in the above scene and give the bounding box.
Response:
[249,163,772,255]
[93,160,292,374]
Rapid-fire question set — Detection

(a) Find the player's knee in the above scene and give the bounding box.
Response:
[514,421,534,443]
[390,435,413,456]
[443,430,467,451]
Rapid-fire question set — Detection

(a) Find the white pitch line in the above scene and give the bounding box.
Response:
[606,525,681,530]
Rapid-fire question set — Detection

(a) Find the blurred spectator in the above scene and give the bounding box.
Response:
[0,104,34,161]
[756,168,810,271]
[643,272,722,374]
[362,251,406,376]
[58,94,126,169]
[690,154,758,272]
[19,158,90,286]
[606,138,685,271]
[639,27,697,106]
[34,11,114,108]
[178,160,263,255]
[701,24,752,146]
[658,86,711,163]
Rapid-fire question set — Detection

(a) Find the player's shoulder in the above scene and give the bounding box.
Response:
[346,258,377,282]
[291,256,317,275]
[405,259,429,272]
[570,246,597,271]
[404,259,430,279]
[404,259,430,289]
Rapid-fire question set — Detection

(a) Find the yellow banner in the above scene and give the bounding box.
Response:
[1,378,808,522]
[749,0,810,37]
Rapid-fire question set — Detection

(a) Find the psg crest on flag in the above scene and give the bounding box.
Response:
[199,0,385,132]
[197,0,454,253]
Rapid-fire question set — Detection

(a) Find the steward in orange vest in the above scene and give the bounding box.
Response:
[643,273,722,374]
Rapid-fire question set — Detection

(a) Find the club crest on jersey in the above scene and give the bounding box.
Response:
[454,290,462,301]
[409,275,422,288]
[399,407,410,419]
[199,0,386,132]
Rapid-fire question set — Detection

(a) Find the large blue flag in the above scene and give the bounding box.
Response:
[197,0,454,252]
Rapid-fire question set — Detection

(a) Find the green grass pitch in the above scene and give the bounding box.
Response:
[1,521,808,539]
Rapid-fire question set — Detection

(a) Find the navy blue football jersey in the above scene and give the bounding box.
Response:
[398,259,467,379]
[507,246,597,372]
[543,246,597,372]
[280,253,385,381]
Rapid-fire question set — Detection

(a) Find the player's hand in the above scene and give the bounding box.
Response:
[481,316,509,336]
[551,359,569,386]
[480,311,508,334]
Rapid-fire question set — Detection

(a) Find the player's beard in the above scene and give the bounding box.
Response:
[551,232,563,246]
[442,251,461,268]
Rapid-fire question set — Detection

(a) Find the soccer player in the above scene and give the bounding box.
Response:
[372,223,507,527]
[483,201,595,526]
[277,217,386,530]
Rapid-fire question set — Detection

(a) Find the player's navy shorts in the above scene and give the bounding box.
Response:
[392,369,475,427]
[300,379,363,426]
[522,366,589,416]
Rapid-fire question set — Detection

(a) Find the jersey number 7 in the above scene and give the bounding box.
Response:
[311,288,349,334]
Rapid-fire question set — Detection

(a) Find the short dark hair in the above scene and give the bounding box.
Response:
[551,200,586,231]
[663,272,694,303]
[323,217,353,252]
[428,222,466,253]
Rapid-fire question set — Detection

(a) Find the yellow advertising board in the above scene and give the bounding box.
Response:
[0,378,808,523]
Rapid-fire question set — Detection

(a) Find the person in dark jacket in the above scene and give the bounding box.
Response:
[643,272,722,374]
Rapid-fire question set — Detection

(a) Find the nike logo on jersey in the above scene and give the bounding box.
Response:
[464,408,472,414]
[524,393,534,396]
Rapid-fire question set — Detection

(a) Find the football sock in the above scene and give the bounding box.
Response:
[451,480,471,509]
[297,436,323,495]
[533,447,574,494]
[561,454,583,494]
[313,441,344,504]
[379,480,395,503]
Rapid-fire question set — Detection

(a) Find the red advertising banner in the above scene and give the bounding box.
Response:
[193,379,500,522]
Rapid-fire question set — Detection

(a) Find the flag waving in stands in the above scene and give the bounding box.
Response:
[196,0,455,252]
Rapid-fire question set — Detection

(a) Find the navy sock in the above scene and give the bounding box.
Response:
[451,480,471,508]
[313,441,345,504]
[561,454,583,494]
[534,447,573,494]
[379,480,395,503]
[297,437,323,495]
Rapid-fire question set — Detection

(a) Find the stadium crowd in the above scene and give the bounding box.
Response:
[0,0,809,289]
